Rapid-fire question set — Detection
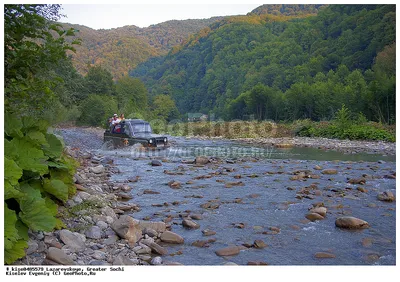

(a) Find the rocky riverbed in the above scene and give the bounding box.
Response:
[13,127,396,266]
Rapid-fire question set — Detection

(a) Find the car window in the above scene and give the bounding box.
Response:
[132,123,152,133]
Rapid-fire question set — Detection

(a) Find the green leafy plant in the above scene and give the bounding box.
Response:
[4,114,77,264]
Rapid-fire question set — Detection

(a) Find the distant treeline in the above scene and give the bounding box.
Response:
[130,5,396,124]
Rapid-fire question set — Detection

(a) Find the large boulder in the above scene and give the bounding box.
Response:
[160,231,184,244]
[111,215,142,245]
[335,216,370,229]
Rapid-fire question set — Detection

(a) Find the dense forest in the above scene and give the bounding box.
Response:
[130,5,396,124]
[61,17,222,79]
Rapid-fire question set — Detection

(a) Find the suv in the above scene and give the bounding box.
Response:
[104,119,169,149]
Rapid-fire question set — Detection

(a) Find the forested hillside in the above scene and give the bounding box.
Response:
[130,5,396,124]
[61,17,222,79]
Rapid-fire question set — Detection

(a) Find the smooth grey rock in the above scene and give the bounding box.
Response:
[160,231,184,244]
[85,226,103,239]
[90,165,105,174]
[46,247,76,265]
[151,256,163,265]
[59,229,86,252]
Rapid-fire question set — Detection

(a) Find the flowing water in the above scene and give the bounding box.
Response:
[58,128,396,265]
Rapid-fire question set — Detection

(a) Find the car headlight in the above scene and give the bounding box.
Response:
[149,139,153,144]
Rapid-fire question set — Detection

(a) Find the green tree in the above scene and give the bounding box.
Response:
[77,94,118,127]
[116,77,148,117]
[84,65,116,95]
[151,95,180,121]
[4,4,79,117]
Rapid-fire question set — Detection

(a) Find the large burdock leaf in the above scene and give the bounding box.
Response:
[4,157,23,186]
[9,138,49,175]
[4,113,23,138]
[43,179,69,202]
[4,206,19,250]
[4,240,28,265]
[18,183,56,231]
[42,133,63,158]
[26,130,47,145]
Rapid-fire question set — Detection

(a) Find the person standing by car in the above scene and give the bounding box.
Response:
[119,113,125,121]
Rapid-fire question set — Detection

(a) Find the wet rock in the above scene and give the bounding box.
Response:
[190,214,203,220]
[321,169,338,175]
[46,247,76,265]
[215,246,241,256]
[59,229,86,252]
[305,213,324,221]
[168,180,181,189]
[314,252,336,258]
[309,206,327,217]
[182,219,200,229]
[335,216,370,229]
[348,178,366,185]
[357,187,368,193]
[143,189,160,194]
[225,181,244,188]
[377,191,395,202]
[151,160,162,166]
[111,215,142,246]
[253,240,267,249]
[362,237,374,248]
[143,228,158,238]
[160,231,184,244]
[195,156,209,165]
[202,229,217,236]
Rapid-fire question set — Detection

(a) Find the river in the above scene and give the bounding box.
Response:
[57,127,396,265]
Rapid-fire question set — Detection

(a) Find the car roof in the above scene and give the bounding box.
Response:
[125,119,149,123]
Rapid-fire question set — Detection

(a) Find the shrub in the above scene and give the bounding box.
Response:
[4,114,77,264]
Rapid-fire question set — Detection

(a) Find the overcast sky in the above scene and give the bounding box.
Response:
[58,2,263,30]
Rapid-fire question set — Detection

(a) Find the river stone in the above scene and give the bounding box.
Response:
[335,216,370,229]
[46,247,76,265]
[202,229,217,236]
[348,178,366,185]
[44,235,62,249]
[182,219,200,229]
[113,254,139,265]
[59,229,86,252]
[101,206,118,220]
[321,169,338,175]
[138,221,166,233]
[195,156,209,165]
[377,191,395,202]
[160,231,184,244]
[215,246,241,257]
[26,239,39,255]
[151,256,163,265]
[85,226,103,239]
[148,242,168,256]
[305,212,325,221]
[111,215,142,245]
[309,207,327,217]
[253,240,267,249]
[151,160,162,166]
[96,220,108,230]
[90,165,105,174]
[314,252,336,258]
